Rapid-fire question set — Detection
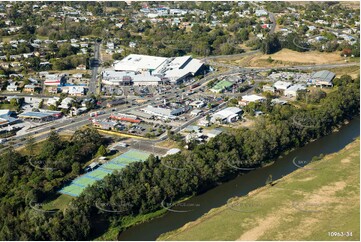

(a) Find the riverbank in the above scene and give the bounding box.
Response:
[158,138,360,241]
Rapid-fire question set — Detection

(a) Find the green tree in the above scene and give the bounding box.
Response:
[96,145,107,157]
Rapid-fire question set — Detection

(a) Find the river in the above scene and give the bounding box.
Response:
[118,116,360,241]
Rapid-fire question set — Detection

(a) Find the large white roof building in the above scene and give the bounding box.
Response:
[114,54,168,72]
[211,107,242,124]
[108,54,204,86]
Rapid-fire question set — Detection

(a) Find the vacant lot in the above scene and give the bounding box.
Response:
[159,139,360,241]
[215,49,346,68]
[254,49,344,65]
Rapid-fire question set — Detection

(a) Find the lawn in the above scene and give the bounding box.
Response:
[42,194,74,212]
[158,139,360,241]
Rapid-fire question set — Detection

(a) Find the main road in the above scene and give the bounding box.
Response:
[89,42,101,95]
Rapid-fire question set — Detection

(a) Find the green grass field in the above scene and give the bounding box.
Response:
[158,139,360,241]
[42,194,74,212]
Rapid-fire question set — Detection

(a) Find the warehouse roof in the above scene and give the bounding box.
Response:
[114,54,167,72]
[210,80,233,92]
[311,70,335,84]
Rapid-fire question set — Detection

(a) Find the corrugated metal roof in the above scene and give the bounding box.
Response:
[311,70,335,83]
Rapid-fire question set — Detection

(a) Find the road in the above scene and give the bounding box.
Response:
[268,11,276,34]
[89,43,101,95]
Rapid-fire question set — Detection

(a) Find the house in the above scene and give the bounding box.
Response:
[185,132,204,144]
[255,9,268,16]
[271,98,288,105]
[129,42,136,48]
[23,52,34,58]
[76,64,86,70]
[23,84,37,92]
[6,82,18,92]
[211,107,242,124]
[47,97,60,106]
[59,97,74,109]
[239,94,266,106]
[284,84,307,97]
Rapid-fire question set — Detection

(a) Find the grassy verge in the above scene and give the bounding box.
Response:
[95,209,168,241]
[95,195,194,240]
[158,139,360,241]
[329,65,360,79]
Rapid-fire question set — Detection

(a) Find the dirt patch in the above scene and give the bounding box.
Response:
[306,181,347,205]
[341,158,351,164]
[237,214,282,241]
[250,49,344,67]
[296,176,316,182]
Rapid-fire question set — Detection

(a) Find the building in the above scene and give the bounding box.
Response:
[154,56,204,84]
[59,97,74,109]
[189,100,206,108]
[190,109,203,117]
[23,84,37,92]
[273,81,292,91]
[198,117,210,127]
[210,80,234,93]
[47,97,60,106]
[0,109,19,127]
[211,107,242,124]
[110,113,141,123]
[18,110,62,121]
[255,9,268,16]
[93,119,124,131]
[309,70,335,87]
[68,86,85,96]
[206,128,222,140]
[76,64,87,70]
[239,94,266,106]
[111,54,205,85]
[105,98,126,108]
[133,73,163,86]
[6,82,18,92]
[114,54,168,72]
[262,85,275,93]
[102,70,135,86]
[284,84,307,97]
[184,125,201,133]
[141,105,187,120]
[44,74,66,86]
